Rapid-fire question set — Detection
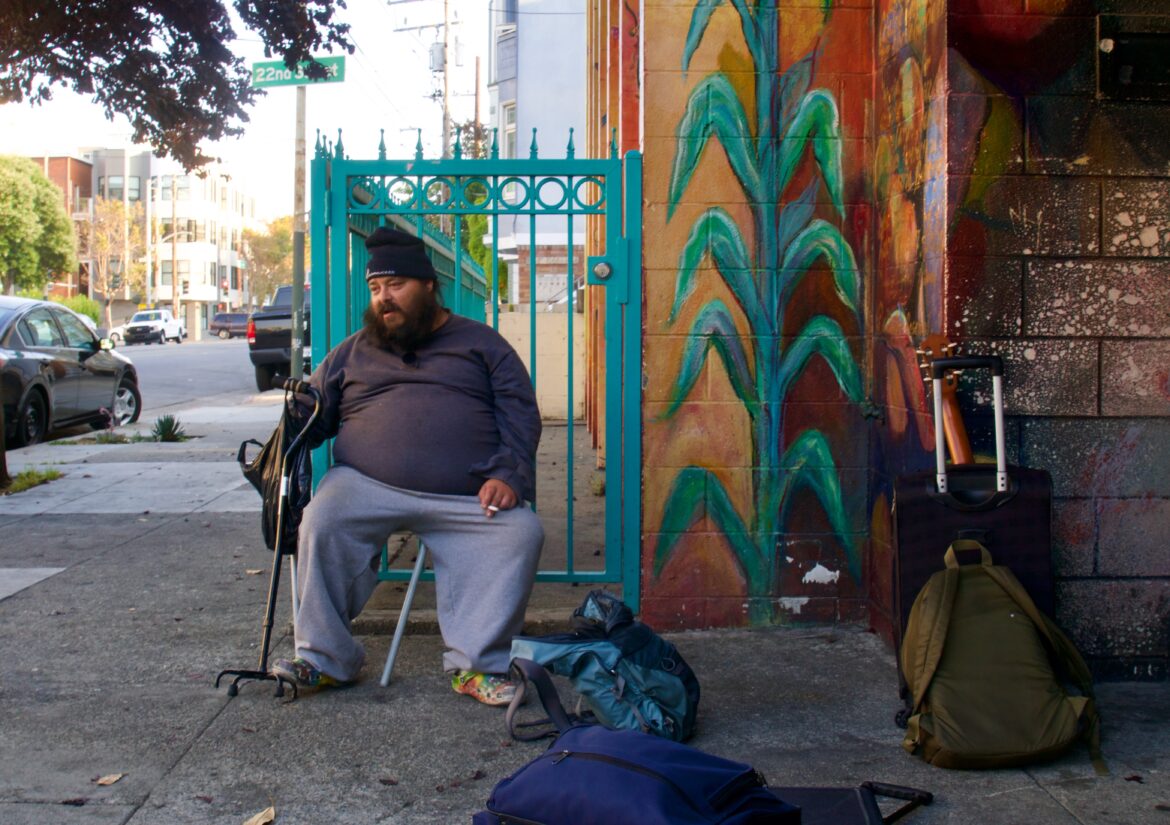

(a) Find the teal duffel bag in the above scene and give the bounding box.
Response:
[510,590,701,742]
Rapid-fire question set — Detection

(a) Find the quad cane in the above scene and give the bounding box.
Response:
[217,378,320,699]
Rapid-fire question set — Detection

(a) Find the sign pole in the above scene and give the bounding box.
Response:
[291,84,306,380]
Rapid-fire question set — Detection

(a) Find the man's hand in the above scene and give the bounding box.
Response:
[479,478,520,518]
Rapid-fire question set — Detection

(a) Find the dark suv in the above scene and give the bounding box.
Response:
[209,312,249,339]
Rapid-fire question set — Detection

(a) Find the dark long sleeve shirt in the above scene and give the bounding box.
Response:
[301,313,541,502]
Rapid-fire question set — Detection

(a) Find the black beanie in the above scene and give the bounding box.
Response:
[365,227,436,280]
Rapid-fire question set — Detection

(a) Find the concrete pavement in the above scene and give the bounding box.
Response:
[1,393,1167,824]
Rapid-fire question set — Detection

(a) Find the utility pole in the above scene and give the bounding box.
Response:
[291,84,307,380]
[442,0,451,158]
[171,176,179,320]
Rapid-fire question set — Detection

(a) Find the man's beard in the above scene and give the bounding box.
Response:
[362,290,441,351]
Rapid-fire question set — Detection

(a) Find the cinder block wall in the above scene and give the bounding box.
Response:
[941,3,1170,680]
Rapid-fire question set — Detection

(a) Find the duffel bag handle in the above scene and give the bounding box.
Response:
[507,658,578,741]
[860,781,933,824]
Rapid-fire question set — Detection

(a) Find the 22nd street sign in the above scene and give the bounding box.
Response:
[251,55,346,88]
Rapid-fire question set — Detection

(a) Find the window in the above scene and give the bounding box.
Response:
[503,102,517,159]
[176,176,191,200]
[160,261,189,285]
[54,310,94,348]
[128,176,141,201]
[108,175,124,200]
[20,309,65,347]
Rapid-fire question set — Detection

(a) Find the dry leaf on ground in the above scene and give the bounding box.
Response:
[243,807,276,825]
[95,773,124,786]
[245,569,264,576]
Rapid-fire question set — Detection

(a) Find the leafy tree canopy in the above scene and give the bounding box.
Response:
[242,215,305,306]
[0,1,353,170]
[0,155,76,294]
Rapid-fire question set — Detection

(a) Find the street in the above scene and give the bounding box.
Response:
[113,336,260,416]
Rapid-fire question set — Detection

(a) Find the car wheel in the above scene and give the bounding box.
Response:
[13,390,48,447]
[157,331,166,345]
[173,333,182,344]
[110,333,121,347]
[218,329,230,339]
[113,378,142,426]
[254,364,277,393]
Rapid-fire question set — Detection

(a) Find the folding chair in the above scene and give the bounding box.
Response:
[379,542,428,687]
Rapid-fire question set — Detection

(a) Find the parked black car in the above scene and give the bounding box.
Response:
[209,311,249,339]
[0,296,142,447]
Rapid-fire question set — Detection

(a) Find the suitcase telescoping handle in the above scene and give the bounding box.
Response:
[930,355,1006,495]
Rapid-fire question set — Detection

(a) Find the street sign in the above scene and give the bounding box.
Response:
[251,56,345,88]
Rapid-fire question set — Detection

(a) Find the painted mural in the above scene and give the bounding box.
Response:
[647,1,865,625]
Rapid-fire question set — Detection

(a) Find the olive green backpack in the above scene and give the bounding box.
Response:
[900,540,1106,773]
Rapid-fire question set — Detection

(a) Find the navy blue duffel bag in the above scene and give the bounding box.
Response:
[472,658,799,825]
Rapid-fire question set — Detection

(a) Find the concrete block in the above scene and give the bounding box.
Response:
[1102,340,1170,416]
[1057,579,1170,658]
[1028,97,1170,175]
[946,255,1024,338]
[1021,418,1170,497]
[957,338,1099,416]
[1103,181,1170,257]
[949,175,1100,257]
[947,94,1025,176]
[1025,258,1170,338]
[1053,498,1096,577]
[1097,497,1170,576]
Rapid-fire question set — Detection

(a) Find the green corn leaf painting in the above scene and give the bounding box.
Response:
[657,0,863,622]
[661,299,757,420]
[668,73,762,219]
[654,466,764,585]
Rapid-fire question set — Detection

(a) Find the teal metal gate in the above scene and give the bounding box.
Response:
[309,131,643,610]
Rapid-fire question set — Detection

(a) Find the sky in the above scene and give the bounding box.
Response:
[0,0,491,221]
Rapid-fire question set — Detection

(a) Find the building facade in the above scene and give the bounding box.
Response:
[586,0,1170,680]
[488,0,587,307]
[85,147,260,332]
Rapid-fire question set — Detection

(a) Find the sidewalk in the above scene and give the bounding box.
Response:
[0,396,1167,824]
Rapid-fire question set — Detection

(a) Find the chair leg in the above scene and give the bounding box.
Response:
[289,552,300,621]
[380,543,427,687]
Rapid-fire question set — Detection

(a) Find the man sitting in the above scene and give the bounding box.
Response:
[272,227,544,706]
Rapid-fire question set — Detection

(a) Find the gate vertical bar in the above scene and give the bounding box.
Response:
[622,151,642,611]
[565,205,575,574]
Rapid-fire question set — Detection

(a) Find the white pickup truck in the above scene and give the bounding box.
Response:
[121,309,186,345]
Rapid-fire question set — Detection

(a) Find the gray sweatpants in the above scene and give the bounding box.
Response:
[292,464,543,681]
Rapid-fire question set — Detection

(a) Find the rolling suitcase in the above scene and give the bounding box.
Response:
[893,354,1054,651]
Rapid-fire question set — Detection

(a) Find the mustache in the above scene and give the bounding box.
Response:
[374,301,400,313]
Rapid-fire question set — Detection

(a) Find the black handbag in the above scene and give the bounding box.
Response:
[237,403,313,554]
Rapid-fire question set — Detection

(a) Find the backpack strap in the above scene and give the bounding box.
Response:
[903,559,961,712]
[506,658,579,741]
[859,781,933,824]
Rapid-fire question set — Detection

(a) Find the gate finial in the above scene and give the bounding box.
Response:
[453,130,463,159]
[314,129,325,159]
[415,129,424,161]
[378,129,387,160]
[610,128,618,159]
[335,129,345,159]
[529,128,539,159]
[491,128,499,159]
[566,128,575,159]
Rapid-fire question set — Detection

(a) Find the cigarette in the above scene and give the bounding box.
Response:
[487,505,500,512]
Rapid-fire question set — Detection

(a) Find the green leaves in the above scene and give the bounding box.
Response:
[654,466,763,584]
[777,218,860,317]
[0,156,77,294]
[777,430,860,580]
[776,316,862,406]
[776,89,845,218]
[671,207,764,332]
[668,73,761,219]
[661,300,757,419]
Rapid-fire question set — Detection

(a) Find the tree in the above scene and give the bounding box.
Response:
[0,2,353,170]
[242,215,307,306]
[0,155,76,295]
[79,197,145,328]
[454,119,509,299]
